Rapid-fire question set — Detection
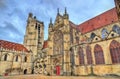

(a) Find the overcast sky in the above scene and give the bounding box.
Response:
[0,0,115,44]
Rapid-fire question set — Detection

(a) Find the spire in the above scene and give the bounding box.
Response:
[27,12,33,23]
[34,16,36,19]
[49,18,53,28]
[65,7,67,14]
[29,12,33,18]
[50,18,52,24]
[63,7,69,19]
[114,0,120,21]
[57,8,60,15]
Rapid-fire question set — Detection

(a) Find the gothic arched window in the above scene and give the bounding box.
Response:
[75,31,79,43]
[35,23,37,29]
[110,40,120,64]
[112,25,120,34]
[24,56,27,62]
[4,54,7,61]
[38,26,40,34]
[78,47,84,65]
[86,46,92,65]
[70,48,75,66]
[101,28,108,39]
[94,44,105,64]
[15,56,18,62]
[75,36,79,43]
[90,33,96,39]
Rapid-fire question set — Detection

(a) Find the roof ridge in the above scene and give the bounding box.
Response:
[0,39,23,46]
[79,8,116,25]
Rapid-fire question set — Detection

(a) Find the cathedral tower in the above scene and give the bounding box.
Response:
[114,0,120,21]
[24,13,44,57]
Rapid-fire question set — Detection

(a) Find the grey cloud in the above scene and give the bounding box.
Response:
[0,21,24,43]
[0,0,6,8]
[1,21,22,36]
[0,0,115,43]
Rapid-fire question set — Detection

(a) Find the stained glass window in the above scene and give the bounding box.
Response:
[94,44,105,64]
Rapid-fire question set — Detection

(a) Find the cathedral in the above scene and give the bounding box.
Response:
[0,0,120,76]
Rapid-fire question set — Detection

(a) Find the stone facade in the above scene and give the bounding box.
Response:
[0,0,120,76]
[0,40,33,75]
[24,13,44,57]
[46,0,120,76]
[47,9,72,76]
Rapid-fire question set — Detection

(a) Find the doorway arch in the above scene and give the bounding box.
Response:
[24,69,27,74]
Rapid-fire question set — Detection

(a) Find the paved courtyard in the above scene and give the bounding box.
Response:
[0,75,120,79]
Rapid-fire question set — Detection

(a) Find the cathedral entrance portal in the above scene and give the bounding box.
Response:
[53,30,63,75]
[56,66,60,75]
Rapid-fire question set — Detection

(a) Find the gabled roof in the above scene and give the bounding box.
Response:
[54,14,63,25]
[0,40,29,52]
[78,8,118,34]
[69,21,77,29]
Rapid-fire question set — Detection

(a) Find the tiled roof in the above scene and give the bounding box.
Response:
[78,8,118,34]
[43,41,48,49]
[0,40,29,52]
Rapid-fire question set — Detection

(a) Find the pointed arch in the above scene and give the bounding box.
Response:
[24,69,27,74]
[24,56,27,62]
[86,46,92,65]
[101,28,108,39]
[14,55,21,62]
[4,54,7,61]
[78,47,84,65]
[90,33,96,39]
[94,44,105,64]
[75,36,79,44]
[112,25,120,34]
[15,55,18,62]
[110,40,120,64]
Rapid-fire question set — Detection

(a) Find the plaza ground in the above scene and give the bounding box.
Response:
[0,75,120,79]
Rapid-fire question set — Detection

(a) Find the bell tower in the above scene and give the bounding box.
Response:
[114,0,120,20]
[24,13,44,57]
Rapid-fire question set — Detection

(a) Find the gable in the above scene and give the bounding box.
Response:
[54,14,63,26]
[92,35,101,42]
[107,31,119,39]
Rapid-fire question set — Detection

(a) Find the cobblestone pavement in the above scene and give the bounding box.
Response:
[0,75,120,79]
